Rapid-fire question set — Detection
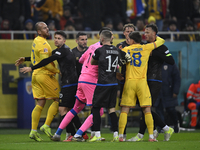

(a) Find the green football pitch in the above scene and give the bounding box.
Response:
[0,128,199,150]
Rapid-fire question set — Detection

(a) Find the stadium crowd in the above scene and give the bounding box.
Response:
[1,0,200,41]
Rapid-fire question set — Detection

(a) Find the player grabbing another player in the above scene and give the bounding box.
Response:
[128,24,175,142]
[19,30,88,141]
[15,22,60,142]
[89,30,121,142]
[116,23,136,140]
[118,32,165,142]
[50,27,112,142]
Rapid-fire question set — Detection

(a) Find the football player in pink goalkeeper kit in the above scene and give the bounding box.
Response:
[51,28,111,141]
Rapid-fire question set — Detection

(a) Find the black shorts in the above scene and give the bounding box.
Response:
[59,85,77,108]
[147,81,162,105]
[92,85,118,108]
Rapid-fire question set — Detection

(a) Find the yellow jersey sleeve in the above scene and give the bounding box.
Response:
[143,43,155,52]
[143,36,165,52]
[122,47,128,53]
[154,36,165,48]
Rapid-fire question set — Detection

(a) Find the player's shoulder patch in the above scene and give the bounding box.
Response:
[165,50,169,54]
[55,51,61,55]
[44,48,48,52]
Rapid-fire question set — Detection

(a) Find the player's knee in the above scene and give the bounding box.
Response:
[142,106,151,114]
[109,107,115,114]
[188,102,196,110]
[54,98,59,102]
[121,107,129,114]
[59,107,68,116]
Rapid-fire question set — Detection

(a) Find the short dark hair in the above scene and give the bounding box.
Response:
[99,27,111,35]
[54,30,67,39]
[145,23,158,34]
[101,30,112,39]
[76,32,87,39]
[35,21,44,31]
[123,23,136,32]
[129,32,142,43]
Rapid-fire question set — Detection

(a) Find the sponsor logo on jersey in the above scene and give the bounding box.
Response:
[55,51,61,55]
[44,48,48,52]
[59,93,63,98]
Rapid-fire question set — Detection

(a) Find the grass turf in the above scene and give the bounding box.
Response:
[0,128,200,150]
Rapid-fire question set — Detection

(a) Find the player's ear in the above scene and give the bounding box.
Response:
[37,30,41,35]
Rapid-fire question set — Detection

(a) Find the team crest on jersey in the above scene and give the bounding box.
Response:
[59,93,63,99]
[163,65,168,70]
[26,81,32,95]
[44,48,48,52]
[76,57,79,60]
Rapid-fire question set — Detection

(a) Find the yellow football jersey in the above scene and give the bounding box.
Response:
[31,36,57,75]
[122,42,156,79]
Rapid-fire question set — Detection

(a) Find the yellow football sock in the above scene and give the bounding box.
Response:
[44,101,59,126]
[119,112,128,135]
[32,105,43,130]
[145,112,154,135]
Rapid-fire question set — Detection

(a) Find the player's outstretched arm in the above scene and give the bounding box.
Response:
[154,36,165,48]
[39,54,60,73]
[20,55,59,74]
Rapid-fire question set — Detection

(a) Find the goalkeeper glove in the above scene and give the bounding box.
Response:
[119,52,131,66]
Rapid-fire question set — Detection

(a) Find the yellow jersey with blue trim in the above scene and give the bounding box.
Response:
[31,36,58,75]
[122,42,156,80]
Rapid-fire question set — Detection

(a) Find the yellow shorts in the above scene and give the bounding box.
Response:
[120,79,151,107]
[32,74,60,99]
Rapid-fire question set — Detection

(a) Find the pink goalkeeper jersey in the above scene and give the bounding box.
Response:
[79,41,102,79]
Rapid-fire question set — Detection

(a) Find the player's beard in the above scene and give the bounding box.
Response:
[46,32,50,38]
[79,44,86,50]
